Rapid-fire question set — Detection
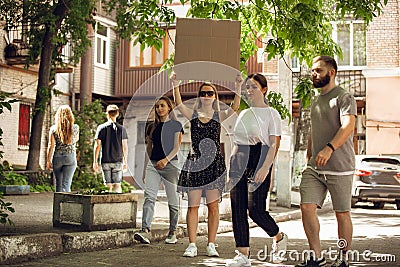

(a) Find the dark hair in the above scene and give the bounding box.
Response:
[154,96,176,124]
[312,55,338,73]
[246,73,268,90]
[146,96,176,142]
[244,73,269,105]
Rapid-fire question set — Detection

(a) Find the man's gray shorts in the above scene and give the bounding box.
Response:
[300,167,353,212]
[101,162,123,184]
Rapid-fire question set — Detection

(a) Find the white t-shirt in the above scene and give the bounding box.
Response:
[233,107,282,146]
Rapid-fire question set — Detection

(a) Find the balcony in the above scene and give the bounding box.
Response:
[292,70,366,98]
[4,25,30,65]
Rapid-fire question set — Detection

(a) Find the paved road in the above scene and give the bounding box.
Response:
[7,203,399,267]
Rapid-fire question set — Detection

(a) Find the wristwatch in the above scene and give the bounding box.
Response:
[326,142,335,152]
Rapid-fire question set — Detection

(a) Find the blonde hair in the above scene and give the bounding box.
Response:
[55,105,75,144]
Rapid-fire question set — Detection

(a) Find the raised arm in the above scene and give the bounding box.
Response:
[171,72,194,120]
[220,72,243,122]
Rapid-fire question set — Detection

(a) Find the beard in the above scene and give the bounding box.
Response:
[313,73,330,88]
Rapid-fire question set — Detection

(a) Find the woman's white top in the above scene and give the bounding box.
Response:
[233,107,282,146]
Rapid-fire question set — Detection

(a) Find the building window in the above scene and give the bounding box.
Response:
[129,29,175,67]
[18,103,30,146]
[95,22,109,68]
[333,21,366,67]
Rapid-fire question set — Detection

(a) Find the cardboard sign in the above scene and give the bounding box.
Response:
[174,17,241,82]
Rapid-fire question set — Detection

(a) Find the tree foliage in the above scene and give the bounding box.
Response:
[0,0,96,71]
[0,0,97,171]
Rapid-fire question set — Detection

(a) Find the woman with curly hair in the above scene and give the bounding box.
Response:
[46,105,79,192]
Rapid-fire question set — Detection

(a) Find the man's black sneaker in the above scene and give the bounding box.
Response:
[295,257,327,267]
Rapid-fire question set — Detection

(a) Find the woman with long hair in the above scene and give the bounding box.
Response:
[226,73,287,267]
[171,73,241,258]
[46,105,79,192]
[134,96,183,245]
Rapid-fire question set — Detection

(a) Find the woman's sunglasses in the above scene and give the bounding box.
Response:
[199,91,215,97]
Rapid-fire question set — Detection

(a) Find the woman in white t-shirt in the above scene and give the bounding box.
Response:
[226,74,288,267]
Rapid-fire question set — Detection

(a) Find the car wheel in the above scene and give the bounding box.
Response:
[351,198,357,208]
[372,202,385,209]
[396,200,400,210]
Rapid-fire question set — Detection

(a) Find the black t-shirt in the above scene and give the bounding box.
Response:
[148,120,183,161]
[95,121,128,163]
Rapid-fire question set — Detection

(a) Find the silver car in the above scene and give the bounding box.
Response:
[352,155,400,209]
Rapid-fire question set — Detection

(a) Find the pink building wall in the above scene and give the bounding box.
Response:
[365,76,400,155]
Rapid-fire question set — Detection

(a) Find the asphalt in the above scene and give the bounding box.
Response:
[0,191,332,265]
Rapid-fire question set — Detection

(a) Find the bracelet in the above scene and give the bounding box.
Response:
[326,142,335,152]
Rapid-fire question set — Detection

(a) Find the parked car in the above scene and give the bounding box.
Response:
[352,155,400,209]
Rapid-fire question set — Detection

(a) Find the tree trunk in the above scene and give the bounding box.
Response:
[292,102,311,187]
[294,104,311,151]
[79,24,94,109]
[26,1,71,171]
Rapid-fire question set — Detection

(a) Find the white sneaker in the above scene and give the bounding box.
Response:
[271,232,288,263]
[165,233,177,244]
[226,250,251,267]
[206,243,219,257]
[183,243,197,257]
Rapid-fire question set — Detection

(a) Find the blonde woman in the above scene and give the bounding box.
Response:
[47,105,79,192]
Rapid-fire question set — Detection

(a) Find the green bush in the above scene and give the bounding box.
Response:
[0,171,29,186]
[72,100,108,191]
[0,192,14,225]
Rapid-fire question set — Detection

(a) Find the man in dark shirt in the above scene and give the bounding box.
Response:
[93,105,128,193]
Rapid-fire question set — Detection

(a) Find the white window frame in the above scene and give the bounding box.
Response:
[94,22,110,69]
[61,41,71,64]
[332,20,367,70]
[290,57,300,72]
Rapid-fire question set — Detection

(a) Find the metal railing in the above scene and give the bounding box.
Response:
[292,70,366,97]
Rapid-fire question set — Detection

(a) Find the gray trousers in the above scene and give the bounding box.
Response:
[142,160,180,233]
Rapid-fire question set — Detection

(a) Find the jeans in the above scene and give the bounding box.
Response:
[229,144,279,247]
[52,152,77,192]
[142,160,180,233]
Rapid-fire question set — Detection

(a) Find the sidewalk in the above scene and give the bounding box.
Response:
[0,191,332,264]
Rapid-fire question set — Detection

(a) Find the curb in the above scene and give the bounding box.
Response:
[0,233,62,265]
[0,203,333,264]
